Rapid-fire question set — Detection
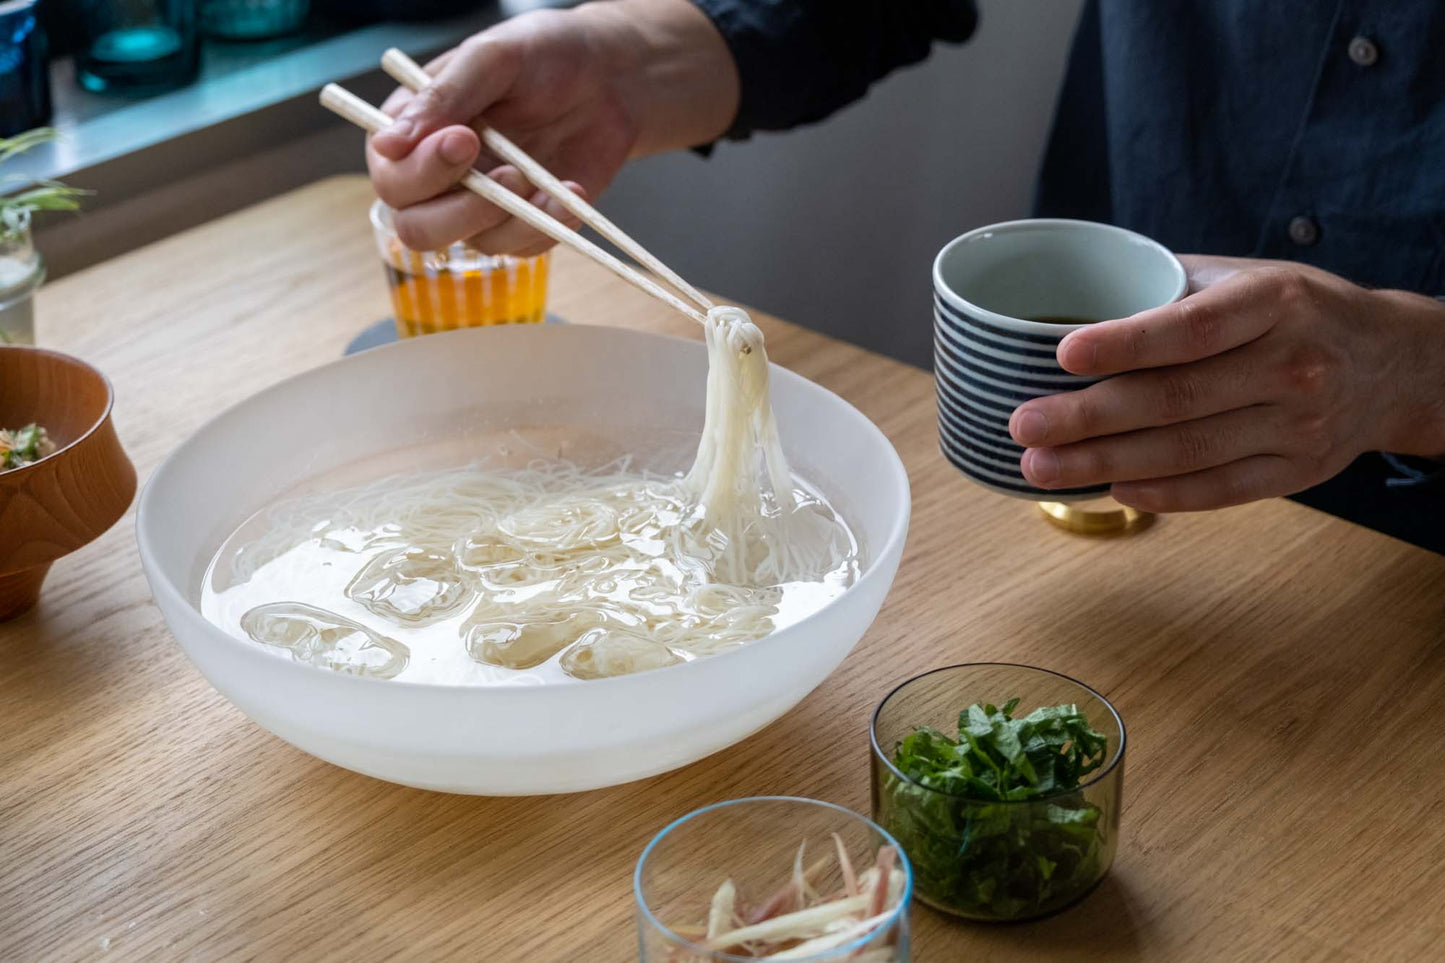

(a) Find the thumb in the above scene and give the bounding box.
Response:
[371,36,522,160]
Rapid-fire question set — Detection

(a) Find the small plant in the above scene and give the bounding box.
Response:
[0,127,87,241]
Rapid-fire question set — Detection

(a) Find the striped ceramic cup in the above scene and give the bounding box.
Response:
[933,219,1187,500]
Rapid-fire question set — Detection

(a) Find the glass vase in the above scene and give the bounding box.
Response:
[0,212,44,346]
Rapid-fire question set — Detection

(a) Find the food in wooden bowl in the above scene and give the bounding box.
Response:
[1,422,56,470]
[0,346,136,620]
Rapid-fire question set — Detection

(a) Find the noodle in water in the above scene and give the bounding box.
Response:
[202,307,858,683]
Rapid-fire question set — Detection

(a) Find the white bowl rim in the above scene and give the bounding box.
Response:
[931,218,1188,337]
[136,323,911,695]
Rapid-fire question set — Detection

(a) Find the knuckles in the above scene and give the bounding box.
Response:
[1067,447,1110,483]
[371,178,409,210]
[1155,370,1204,419]
[1171,423,1216,469]
[1289,412,1336,465]
[458,33,519,75]
[1175,297,1222,356]
[1125,323,1151,366]
[1252,265,1313,313]
[1217,469,1257,507]
[406,82,450,121]
[1276,341,1346,407]
[1066,394,1101,439]
[1111,483,1167,513]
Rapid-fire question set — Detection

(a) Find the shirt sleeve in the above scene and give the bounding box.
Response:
[1381,453,1445,491]
[691,0,979,139]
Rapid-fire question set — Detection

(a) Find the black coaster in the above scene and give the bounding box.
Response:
[344,314,568,356]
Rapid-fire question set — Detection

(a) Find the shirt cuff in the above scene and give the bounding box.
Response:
[1381,452,1445,490]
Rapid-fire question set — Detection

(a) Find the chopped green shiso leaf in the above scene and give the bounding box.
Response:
[0,423,54,470]
[880,698,1110,919]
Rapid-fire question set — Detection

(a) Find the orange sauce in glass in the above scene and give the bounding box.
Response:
[382,243,550,338]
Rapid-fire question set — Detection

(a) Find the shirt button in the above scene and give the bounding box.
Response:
[1348,36,1379,67]
[1288,215,1320,246]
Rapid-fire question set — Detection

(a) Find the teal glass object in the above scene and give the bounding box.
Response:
[0,0,50,136]
[73,0,199,93]
[201,0,308,40]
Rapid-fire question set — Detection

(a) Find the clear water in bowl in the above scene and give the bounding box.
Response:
[200,424,862,687]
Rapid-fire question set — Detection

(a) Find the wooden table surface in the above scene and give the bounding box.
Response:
[2,175,1442,962]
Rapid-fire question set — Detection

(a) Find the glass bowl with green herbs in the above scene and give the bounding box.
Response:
[869,663,1124,922]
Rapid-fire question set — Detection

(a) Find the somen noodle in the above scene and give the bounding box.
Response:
[202,307,859,683]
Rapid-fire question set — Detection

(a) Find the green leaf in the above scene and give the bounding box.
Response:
[0,130,89,231]
[963,703,993,738]
[0,127,59,163]
[991,715,1024,762]
[885,695,1111,920]
[1045,803,1100,826]
[12,423,40,457]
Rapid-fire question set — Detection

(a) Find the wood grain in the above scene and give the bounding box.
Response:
[1,176,1442,962]
[0,346,136,620]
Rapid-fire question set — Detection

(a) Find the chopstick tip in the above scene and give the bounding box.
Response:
[381,47,430,91]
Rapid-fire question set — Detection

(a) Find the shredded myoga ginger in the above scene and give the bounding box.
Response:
[664,843,904,961]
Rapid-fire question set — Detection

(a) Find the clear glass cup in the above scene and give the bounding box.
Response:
[635,797,913,961]
[72,0,200,94]
[0,212,44,345]
[870,663,1125,922]
[370,200,550,339]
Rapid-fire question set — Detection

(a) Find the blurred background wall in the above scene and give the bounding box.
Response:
[600,0,1085,366]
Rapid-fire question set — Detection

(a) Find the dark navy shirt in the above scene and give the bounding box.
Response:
[693,0,1444,551]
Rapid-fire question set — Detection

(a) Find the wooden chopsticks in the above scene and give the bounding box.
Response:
[319,52,716,326]
[380,48,715,315]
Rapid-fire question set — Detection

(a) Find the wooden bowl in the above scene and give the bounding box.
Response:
[0,346,135,621]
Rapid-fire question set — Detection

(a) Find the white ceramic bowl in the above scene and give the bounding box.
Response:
[137,324,910,795]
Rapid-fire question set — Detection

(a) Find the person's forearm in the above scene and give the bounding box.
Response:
[580,0,740,156]
[1378,290,1445,459]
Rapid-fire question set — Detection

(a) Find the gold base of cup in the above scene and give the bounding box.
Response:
[1037,498,1155,537]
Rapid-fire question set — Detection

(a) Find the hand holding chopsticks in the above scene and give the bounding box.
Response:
[380,48,715,315]
[320,51,716,326]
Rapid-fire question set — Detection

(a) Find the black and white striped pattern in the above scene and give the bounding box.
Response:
[933,294,1109,499]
